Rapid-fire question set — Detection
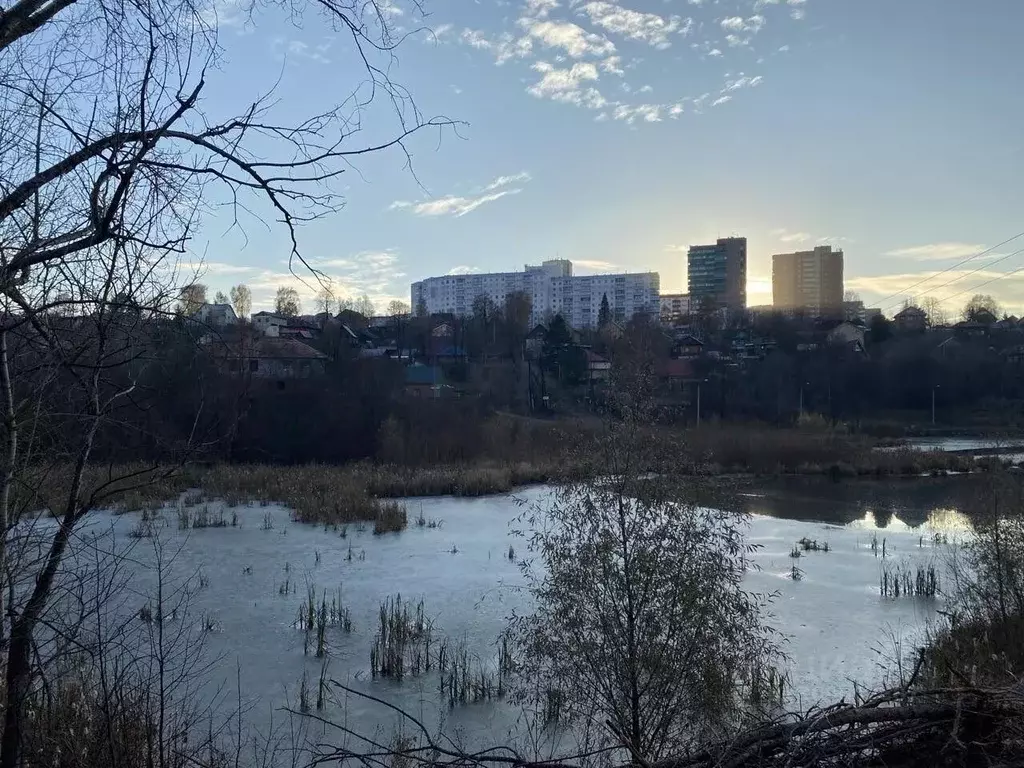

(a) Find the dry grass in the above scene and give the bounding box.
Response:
[679,425,979,477]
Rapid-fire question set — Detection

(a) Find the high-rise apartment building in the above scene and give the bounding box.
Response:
[772,246,844,316]
[687,237,747,312]
[411,260,660,328]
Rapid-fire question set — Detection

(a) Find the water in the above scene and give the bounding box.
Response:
[51,480,971,754]
[903,436,1024,453]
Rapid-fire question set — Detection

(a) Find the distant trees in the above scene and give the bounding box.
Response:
[963,293,1002,322]
[214,290,229,304]
[229,284,252,319]
[176,283,207,315]
[315,285,337,317]
[353,294,376,318]
[920,297,948,327]
[275,287,301,317]
[387,300,411,316]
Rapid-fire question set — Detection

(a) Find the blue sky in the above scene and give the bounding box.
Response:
[191,0,1024,318]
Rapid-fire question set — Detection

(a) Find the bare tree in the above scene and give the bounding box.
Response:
[316,284,338,317]
[387,299,410,317]
[920,296,948,327]
[229,283,252,320]
[214,290,229,305]
[275,286,301,317]
[354,294,376,318]
[963,293,1002,322]
[0,0,455,762]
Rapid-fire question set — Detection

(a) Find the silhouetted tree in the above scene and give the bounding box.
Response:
[598,293,611,328]
[963,294,1002,322]
[275,287,301,317]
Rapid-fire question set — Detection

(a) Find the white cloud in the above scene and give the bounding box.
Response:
[574,2,689,48]
[708,48,722,57]
[771,228,813,243]
[447,265,481,275]
[528,60,606,107]
[711,95,732,106]
[600,54,624,74]
[390,173,530,218]
[574,259,621,272]
[720,15,765,33]
[612,103,662,123]
[524,0,560,19]
[778,44,790,52]
[178,261,256,276]
[723,74,763,91]
[884,243,988,261]
[519,19,615,58]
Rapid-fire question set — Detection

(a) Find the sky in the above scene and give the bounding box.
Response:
[188,0,1024,318]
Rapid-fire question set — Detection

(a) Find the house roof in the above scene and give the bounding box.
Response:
[210,337,327,360]
[584,349,609,364]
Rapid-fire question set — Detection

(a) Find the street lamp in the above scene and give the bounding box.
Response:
[696,377,709,427]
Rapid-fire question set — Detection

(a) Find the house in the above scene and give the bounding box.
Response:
[671,334,704,359]
[193,303,237,327]
[894,306,928,333]
[953,319,990,338]
[252,312,290,336]
[584,349,611,382]
[827,321,866,351]
[210,336,328,379]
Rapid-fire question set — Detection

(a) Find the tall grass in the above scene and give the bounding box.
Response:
[369,595,432,680]
[880,563,940,598]
[435,633,516,708]
[296,585,352,657]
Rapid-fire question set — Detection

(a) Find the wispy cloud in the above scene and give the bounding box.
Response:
[771,228,813,244]
[519,18,615,58]
[270,38,332,64]
[574,2,690,48]
[390,173,531,218]
[574,259,621,272]
[447,265,481,275]
[236,248,410,312]
[884,242,988,261]
[528,61,606,107]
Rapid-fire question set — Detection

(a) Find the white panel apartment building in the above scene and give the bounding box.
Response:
[411,260,660,328]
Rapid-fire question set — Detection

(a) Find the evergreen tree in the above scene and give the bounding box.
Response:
[598,293,611,328]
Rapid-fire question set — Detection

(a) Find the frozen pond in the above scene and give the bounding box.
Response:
[902,436,1024,453]
[50,480,973,753]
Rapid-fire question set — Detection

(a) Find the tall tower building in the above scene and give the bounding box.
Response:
[772,246,844,316]
[687,237,747,313]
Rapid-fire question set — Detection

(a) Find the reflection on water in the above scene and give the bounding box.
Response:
[732,474,986,529]
[843,507,972,536]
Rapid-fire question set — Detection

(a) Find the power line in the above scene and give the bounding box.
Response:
[872,231,1024,309]
[881,245,1024,314]
[940,263,1024,309]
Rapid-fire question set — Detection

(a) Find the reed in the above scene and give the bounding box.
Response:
[373,501,408,535]
[797,537,830,553]
[880,563,940,598]
[369,596,432,681]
